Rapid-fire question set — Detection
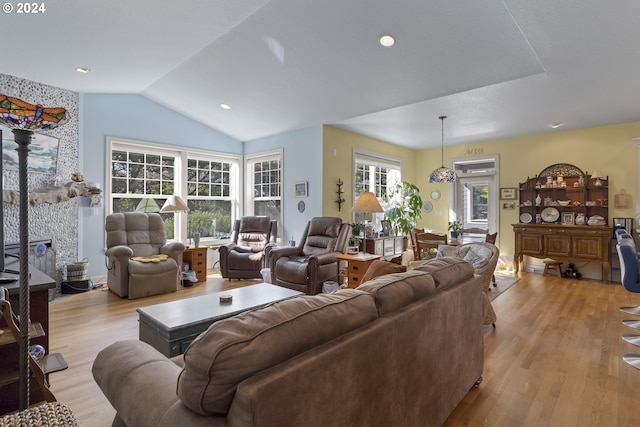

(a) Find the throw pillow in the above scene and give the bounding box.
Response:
[463,244,493,269]
[360,260,407,284]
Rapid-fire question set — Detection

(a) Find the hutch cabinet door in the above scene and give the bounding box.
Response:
[517,232,544,256]
[572,235,604,259]
[545,234,571,257]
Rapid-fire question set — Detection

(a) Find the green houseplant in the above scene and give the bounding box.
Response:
[385,181,423,237]
[448,218,463,239]
[349,221,364,250]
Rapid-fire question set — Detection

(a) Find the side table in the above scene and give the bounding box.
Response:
[183,246,208,283]
[336,253,381,288]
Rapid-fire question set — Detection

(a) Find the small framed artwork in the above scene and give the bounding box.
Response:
[500,188,517,200]
[381,220,392,236]
[502,201,516,210]
[295,181,308,198]
[562,212,575,225]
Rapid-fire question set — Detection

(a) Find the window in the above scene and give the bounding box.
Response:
[353,149,402,227]
[107,137,240,244]
[245,149,283,241]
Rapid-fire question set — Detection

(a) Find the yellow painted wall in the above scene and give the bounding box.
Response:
[321,125,417,222]
[323,121,640,277]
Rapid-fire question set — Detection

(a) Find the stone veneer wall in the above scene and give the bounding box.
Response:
[1,73,80,295]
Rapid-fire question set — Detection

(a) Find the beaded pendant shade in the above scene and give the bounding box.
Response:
[428,116,457,183]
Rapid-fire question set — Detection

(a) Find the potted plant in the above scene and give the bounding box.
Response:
[385,181,423,239]
[448,218,463,239]
[348,222,364,253]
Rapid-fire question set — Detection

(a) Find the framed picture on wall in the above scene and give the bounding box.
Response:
[295,181,308,198]
[502,201,516,210]
[500,188,517,200]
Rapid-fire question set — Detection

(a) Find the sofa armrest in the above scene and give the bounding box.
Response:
[93,340,226,427]
[106,245,134,268]
[160,242,186,264]
[269,246,301,264]
[310,251,341,266]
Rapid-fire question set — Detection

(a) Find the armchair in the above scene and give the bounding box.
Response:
[268,217,350,295]
[219,216,277,279]
[105,212,185,299]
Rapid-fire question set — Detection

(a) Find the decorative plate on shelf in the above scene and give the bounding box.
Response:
[541,207,560,223]
[520,213,532,224]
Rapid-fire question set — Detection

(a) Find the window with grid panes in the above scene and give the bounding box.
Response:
[245,150,282,241]
[353,149,401,228]
[107,137,240,243]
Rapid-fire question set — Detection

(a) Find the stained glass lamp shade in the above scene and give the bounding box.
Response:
[428,115,457,184]
[0,95,67,130]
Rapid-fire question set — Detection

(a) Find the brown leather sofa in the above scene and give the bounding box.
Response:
[92,257,485,427]
[219,216,277,279]
[267,217,350,294]
[105,212,185,299]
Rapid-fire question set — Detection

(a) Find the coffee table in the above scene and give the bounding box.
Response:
[137,283,302,357]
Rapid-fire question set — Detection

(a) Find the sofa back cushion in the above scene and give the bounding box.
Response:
[177,289,378,415]
[360,260,407,284]
[413,257,475,289]
[357,270,436,315]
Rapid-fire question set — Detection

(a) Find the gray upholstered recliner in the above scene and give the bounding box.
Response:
[219,216,277,279]
[268,217,350,295]
[105,212,185,299]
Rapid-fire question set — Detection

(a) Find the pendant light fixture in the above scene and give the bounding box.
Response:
[428,115,457,183]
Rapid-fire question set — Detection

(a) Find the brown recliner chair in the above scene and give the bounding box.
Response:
[105,212,185,299]
[268,217,350,295]
[219,216,277,279]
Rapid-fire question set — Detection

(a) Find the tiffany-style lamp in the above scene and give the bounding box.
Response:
[0,94,67,410]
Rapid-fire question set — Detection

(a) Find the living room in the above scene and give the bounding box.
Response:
[2,1,640,425]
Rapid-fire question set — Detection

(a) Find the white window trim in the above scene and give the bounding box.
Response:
[105,136,242,245]
[244,148,284,240]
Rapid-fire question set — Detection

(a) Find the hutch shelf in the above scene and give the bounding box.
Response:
[513,163,612,281]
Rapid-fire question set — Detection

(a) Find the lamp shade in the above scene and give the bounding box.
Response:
[591,170,603,179]
[135,198,161,213]
[352,192,383,213]
[160,195,189,213]
[428,115,457,183]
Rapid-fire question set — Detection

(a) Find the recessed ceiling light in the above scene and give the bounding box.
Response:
[220,104,231,110]
[550,123,563,129]
[379,35,395,47]
[76,67,91,74]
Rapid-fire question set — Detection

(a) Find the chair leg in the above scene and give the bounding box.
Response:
[621,306,640,316]
[623,354,640,369]
[623,319,640,330]
[623,334,640,347]
[492,274,497,287]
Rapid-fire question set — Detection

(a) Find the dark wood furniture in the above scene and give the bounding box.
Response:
[137,283,302,357]
[336,253,381,288]
[183,246,207,283]
[0,258,57,415]
[512,223,612,281]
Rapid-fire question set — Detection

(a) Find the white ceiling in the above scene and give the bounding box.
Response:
[2,0,639,149]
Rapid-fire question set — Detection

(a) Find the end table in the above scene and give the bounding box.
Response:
[336,253,381,288]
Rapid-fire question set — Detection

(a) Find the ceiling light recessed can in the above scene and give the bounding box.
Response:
[379,35,395,47]
[550,123,563,129]
[76,67,91,74]
[220,104,231,110]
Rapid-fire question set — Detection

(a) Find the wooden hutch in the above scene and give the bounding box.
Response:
[512,163,611,281]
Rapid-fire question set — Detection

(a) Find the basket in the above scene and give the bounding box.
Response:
[66,258,88,281]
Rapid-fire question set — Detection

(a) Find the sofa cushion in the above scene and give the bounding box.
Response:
[360,260,407,284]
[462,244,493,269]
[176,289,378,415]
[413,257,475,289]
[436,244,470,259]
[357,270,436,315]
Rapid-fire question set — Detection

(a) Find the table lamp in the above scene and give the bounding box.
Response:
[591,170,604,186]
[160,195,190,241]
[352,191,383,253]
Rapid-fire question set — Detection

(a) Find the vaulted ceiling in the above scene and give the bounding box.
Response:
[3,0,639,148]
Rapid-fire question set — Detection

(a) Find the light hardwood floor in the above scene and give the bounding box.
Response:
[47,271,640,427]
